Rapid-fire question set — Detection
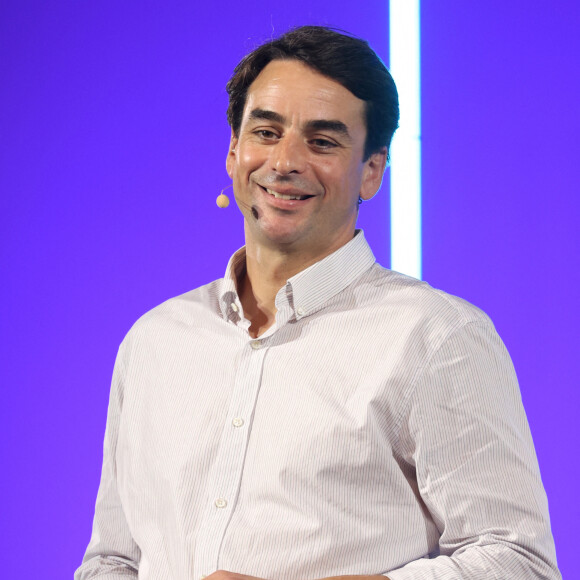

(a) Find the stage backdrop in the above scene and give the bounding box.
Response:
[1,1,578,577]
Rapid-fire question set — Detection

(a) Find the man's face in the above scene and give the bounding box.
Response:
[226,59,387,259]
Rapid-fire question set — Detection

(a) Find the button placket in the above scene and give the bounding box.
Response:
[192,339,270,579]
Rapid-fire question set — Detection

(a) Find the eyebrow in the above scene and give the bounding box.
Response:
[248,108,352,140]
[304,119,350,139]
[248,108,285,124]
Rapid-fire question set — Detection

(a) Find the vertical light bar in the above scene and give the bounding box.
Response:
[389,0,422,279]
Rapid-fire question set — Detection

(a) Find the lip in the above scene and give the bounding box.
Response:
[258,184,317,208]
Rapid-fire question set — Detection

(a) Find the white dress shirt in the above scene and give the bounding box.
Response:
[76,231,560,580]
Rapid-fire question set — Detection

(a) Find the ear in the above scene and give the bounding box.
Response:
[359,147,388,201]
[225,130,239,178]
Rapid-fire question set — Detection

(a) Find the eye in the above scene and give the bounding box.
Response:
[310,138,338,150]
[254,129,279,140]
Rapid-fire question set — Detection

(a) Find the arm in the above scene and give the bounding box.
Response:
[75,343,140,579]
[385,321,560,580]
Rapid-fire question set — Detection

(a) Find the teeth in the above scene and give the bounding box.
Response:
[265,188,306,201]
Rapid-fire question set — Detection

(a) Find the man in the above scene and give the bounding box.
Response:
[76,26,560,579]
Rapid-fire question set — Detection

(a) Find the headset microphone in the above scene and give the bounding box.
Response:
[216,184,232,208]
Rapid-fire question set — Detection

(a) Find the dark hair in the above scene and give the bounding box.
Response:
[226,26,399,160]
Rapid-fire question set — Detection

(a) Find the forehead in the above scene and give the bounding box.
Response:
[242,60,366,129]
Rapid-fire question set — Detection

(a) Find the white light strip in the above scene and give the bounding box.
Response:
[389,0,422,279]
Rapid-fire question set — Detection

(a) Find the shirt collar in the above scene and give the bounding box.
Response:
[219,245,247,324]
[219,230,376,324]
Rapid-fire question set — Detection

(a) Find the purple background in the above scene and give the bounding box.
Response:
[1,1,578,577]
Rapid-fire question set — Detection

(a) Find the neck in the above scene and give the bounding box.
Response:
[238,236,350,338]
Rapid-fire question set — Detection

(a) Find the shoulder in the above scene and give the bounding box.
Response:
[354,263,495,345]
[120,278,225,352]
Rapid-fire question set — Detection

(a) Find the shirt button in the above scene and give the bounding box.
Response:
[296,307,305,316]
[232,417,244,428]
[231,303,239,312]
[215,498,227,509]
[250,340,262,349]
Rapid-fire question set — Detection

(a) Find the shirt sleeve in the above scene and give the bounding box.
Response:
[75,343,140,579]
[386,321,560,580]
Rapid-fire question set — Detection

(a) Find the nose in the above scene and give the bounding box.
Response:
[271,133,306,175]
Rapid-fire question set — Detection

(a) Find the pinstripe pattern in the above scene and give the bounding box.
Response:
[76,231,560,580]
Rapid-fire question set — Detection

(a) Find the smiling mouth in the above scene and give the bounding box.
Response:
[262,186,314,201]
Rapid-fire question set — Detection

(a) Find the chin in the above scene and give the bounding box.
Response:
[256,225,306,247]
[252,216,307,243]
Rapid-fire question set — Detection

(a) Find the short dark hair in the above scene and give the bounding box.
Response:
[226,26,399,161]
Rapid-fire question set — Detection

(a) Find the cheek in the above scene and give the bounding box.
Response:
[238,142,268,172]
[317,153,361,181]
[342,160,365,187]
[312,158,343,185]
[322,163,362,193]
